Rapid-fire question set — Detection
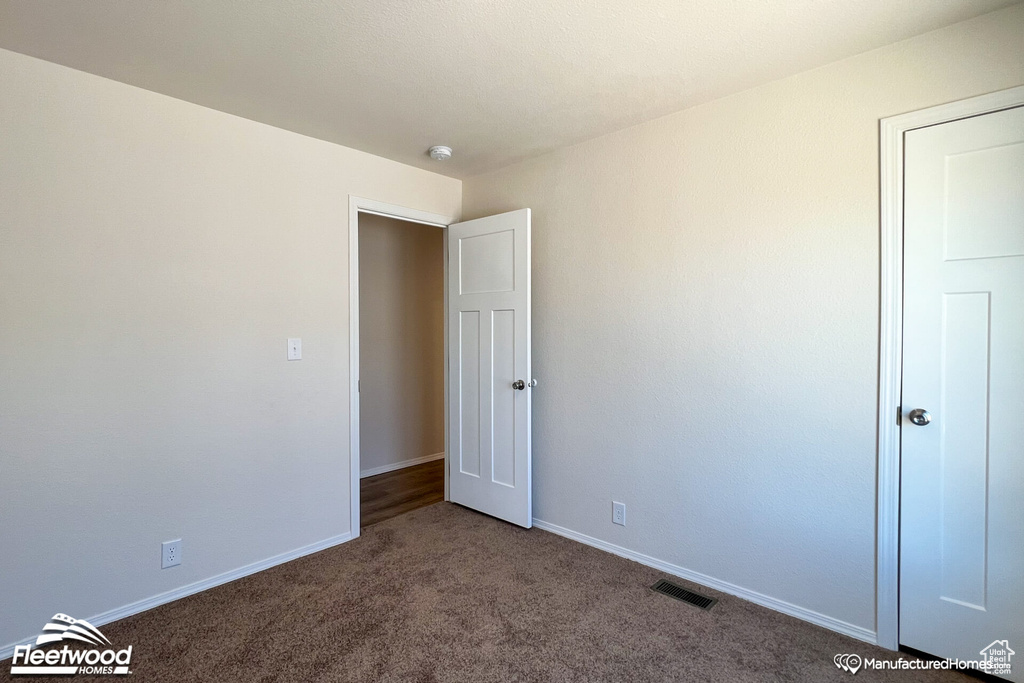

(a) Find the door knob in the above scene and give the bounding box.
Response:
[512,379,526,390]
[908,408,931,426]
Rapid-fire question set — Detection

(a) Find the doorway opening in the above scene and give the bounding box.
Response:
[357,212,445,528]
[349,198,534,535]
[348,198,456,535]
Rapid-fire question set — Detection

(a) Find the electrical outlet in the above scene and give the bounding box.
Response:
[612,501,626,526]
[161,539,182,568]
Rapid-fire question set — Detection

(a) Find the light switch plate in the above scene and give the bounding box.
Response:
[287,338,302,360]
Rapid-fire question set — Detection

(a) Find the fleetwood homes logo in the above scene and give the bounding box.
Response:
[10,614,133,676]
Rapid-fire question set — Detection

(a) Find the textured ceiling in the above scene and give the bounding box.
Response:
[0,0,1015,178]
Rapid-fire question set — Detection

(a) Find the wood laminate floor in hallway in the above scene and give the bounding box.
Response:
[360,458,444,528]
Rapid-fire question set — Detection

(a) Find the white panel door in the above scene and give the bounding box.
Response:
[448,209,532,527]
[901,105,1024,681]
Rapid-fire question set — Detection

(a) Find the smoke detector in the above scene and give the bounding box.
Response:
[428,145,453,161]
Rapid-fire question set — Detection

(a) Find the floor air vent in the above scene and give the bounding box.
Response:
[650,579,718,611]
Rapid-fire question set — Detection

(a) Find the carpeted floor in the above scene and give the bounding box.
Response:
[8,503,978,682]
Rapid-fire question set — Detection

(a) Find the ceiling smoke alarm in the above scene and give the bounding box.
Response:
[428,145,453,161]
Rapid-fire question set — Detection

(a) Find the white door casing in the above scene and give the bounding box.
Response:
[900,105,1024,679]
[447,209,532,528]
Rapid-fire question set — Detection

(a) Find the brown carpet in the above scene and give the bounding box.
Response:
[5,503,976,682]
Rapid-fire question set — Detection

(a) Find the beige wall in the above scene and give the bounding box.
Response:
[358,214,445,476]
[462,4,1024,639]
[0,47,460,650]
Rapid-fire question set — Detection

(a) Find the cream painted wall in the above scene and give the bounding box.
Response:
[462,4,1024,637]
[358,214,445,476]
[0,47,460,650]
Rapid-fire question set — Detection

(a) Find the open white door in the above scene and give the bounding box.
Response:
[447,209,532,528]
[900,105,1024,680]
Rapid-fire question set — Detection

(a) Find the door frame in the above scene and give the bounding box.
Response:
[348,196,459,538]
[876,84,1024,650]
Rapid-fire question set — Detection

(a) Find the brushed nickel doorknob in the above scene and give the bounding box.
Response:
[512,379,526,390]
[908,409,931,426]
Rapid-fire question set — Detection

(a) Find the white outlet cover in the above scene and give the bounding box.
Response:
[161,539,182,569]
[613,501,626,526]
[287,338,302,360]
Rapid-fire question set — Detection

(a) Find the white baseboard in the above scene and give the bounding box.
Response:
[0,530,355,662]
[360,452,444,478]
[533,518,877,645]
